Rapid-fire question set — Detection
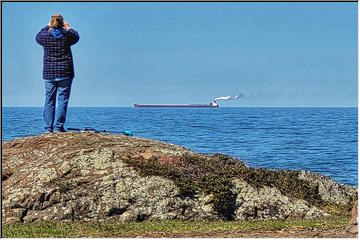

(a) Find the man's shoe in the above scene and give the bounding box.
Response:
[45,130,53,134]
[54,128,66,133]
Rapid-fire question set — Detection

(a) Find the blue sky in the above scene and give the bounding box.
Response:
[2,2,358,107]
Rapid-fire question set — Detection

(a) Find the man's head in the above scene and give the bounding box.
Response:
[49,13,64,29]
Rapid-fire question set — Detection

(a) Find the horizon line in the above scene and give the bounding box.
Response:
[2,106,358,108]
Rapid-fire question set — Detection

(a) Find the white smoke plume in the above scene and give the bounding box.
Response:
[214,94,244,101]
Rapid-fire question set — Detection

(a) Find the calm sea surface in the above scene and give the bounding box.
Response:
[2,107,358,186]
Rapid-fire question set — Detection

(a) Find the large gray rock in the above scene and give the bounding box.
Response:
[2,133,357,224]
[298,171,357,206]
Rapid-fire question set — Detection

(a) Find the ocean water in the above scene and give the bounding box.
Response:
[2,107,358,186]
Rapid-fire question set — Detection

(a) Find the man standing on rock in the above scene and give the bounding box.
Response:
[36,13,79,133]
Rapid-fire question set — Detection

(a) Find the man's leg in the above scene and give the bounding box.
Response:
[43,80,57,132]
[54,78,73,132]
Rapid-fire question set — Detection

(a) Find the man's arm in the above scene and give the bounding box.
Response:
[63,21,79,46]
[67,29,80,46]
[35,26,49,46]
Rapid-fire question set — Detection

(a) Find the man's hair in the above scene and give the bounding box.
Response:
[48,13,64,32]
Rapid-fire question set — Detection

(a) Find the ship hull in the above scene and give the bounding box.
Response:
[134,104,218,108]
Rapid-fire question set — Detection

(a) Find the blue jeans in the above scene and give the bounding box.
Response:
[43,78,73,132]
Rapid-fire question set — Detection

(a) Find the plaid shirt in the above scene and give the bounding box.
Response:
[36,26,79,80]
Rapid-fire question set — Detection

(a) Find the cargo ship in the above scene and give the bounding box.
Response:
[134,101,219,108]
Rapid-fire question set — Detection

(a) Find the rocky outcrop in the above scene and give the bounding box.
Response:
[2,133,357,224]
